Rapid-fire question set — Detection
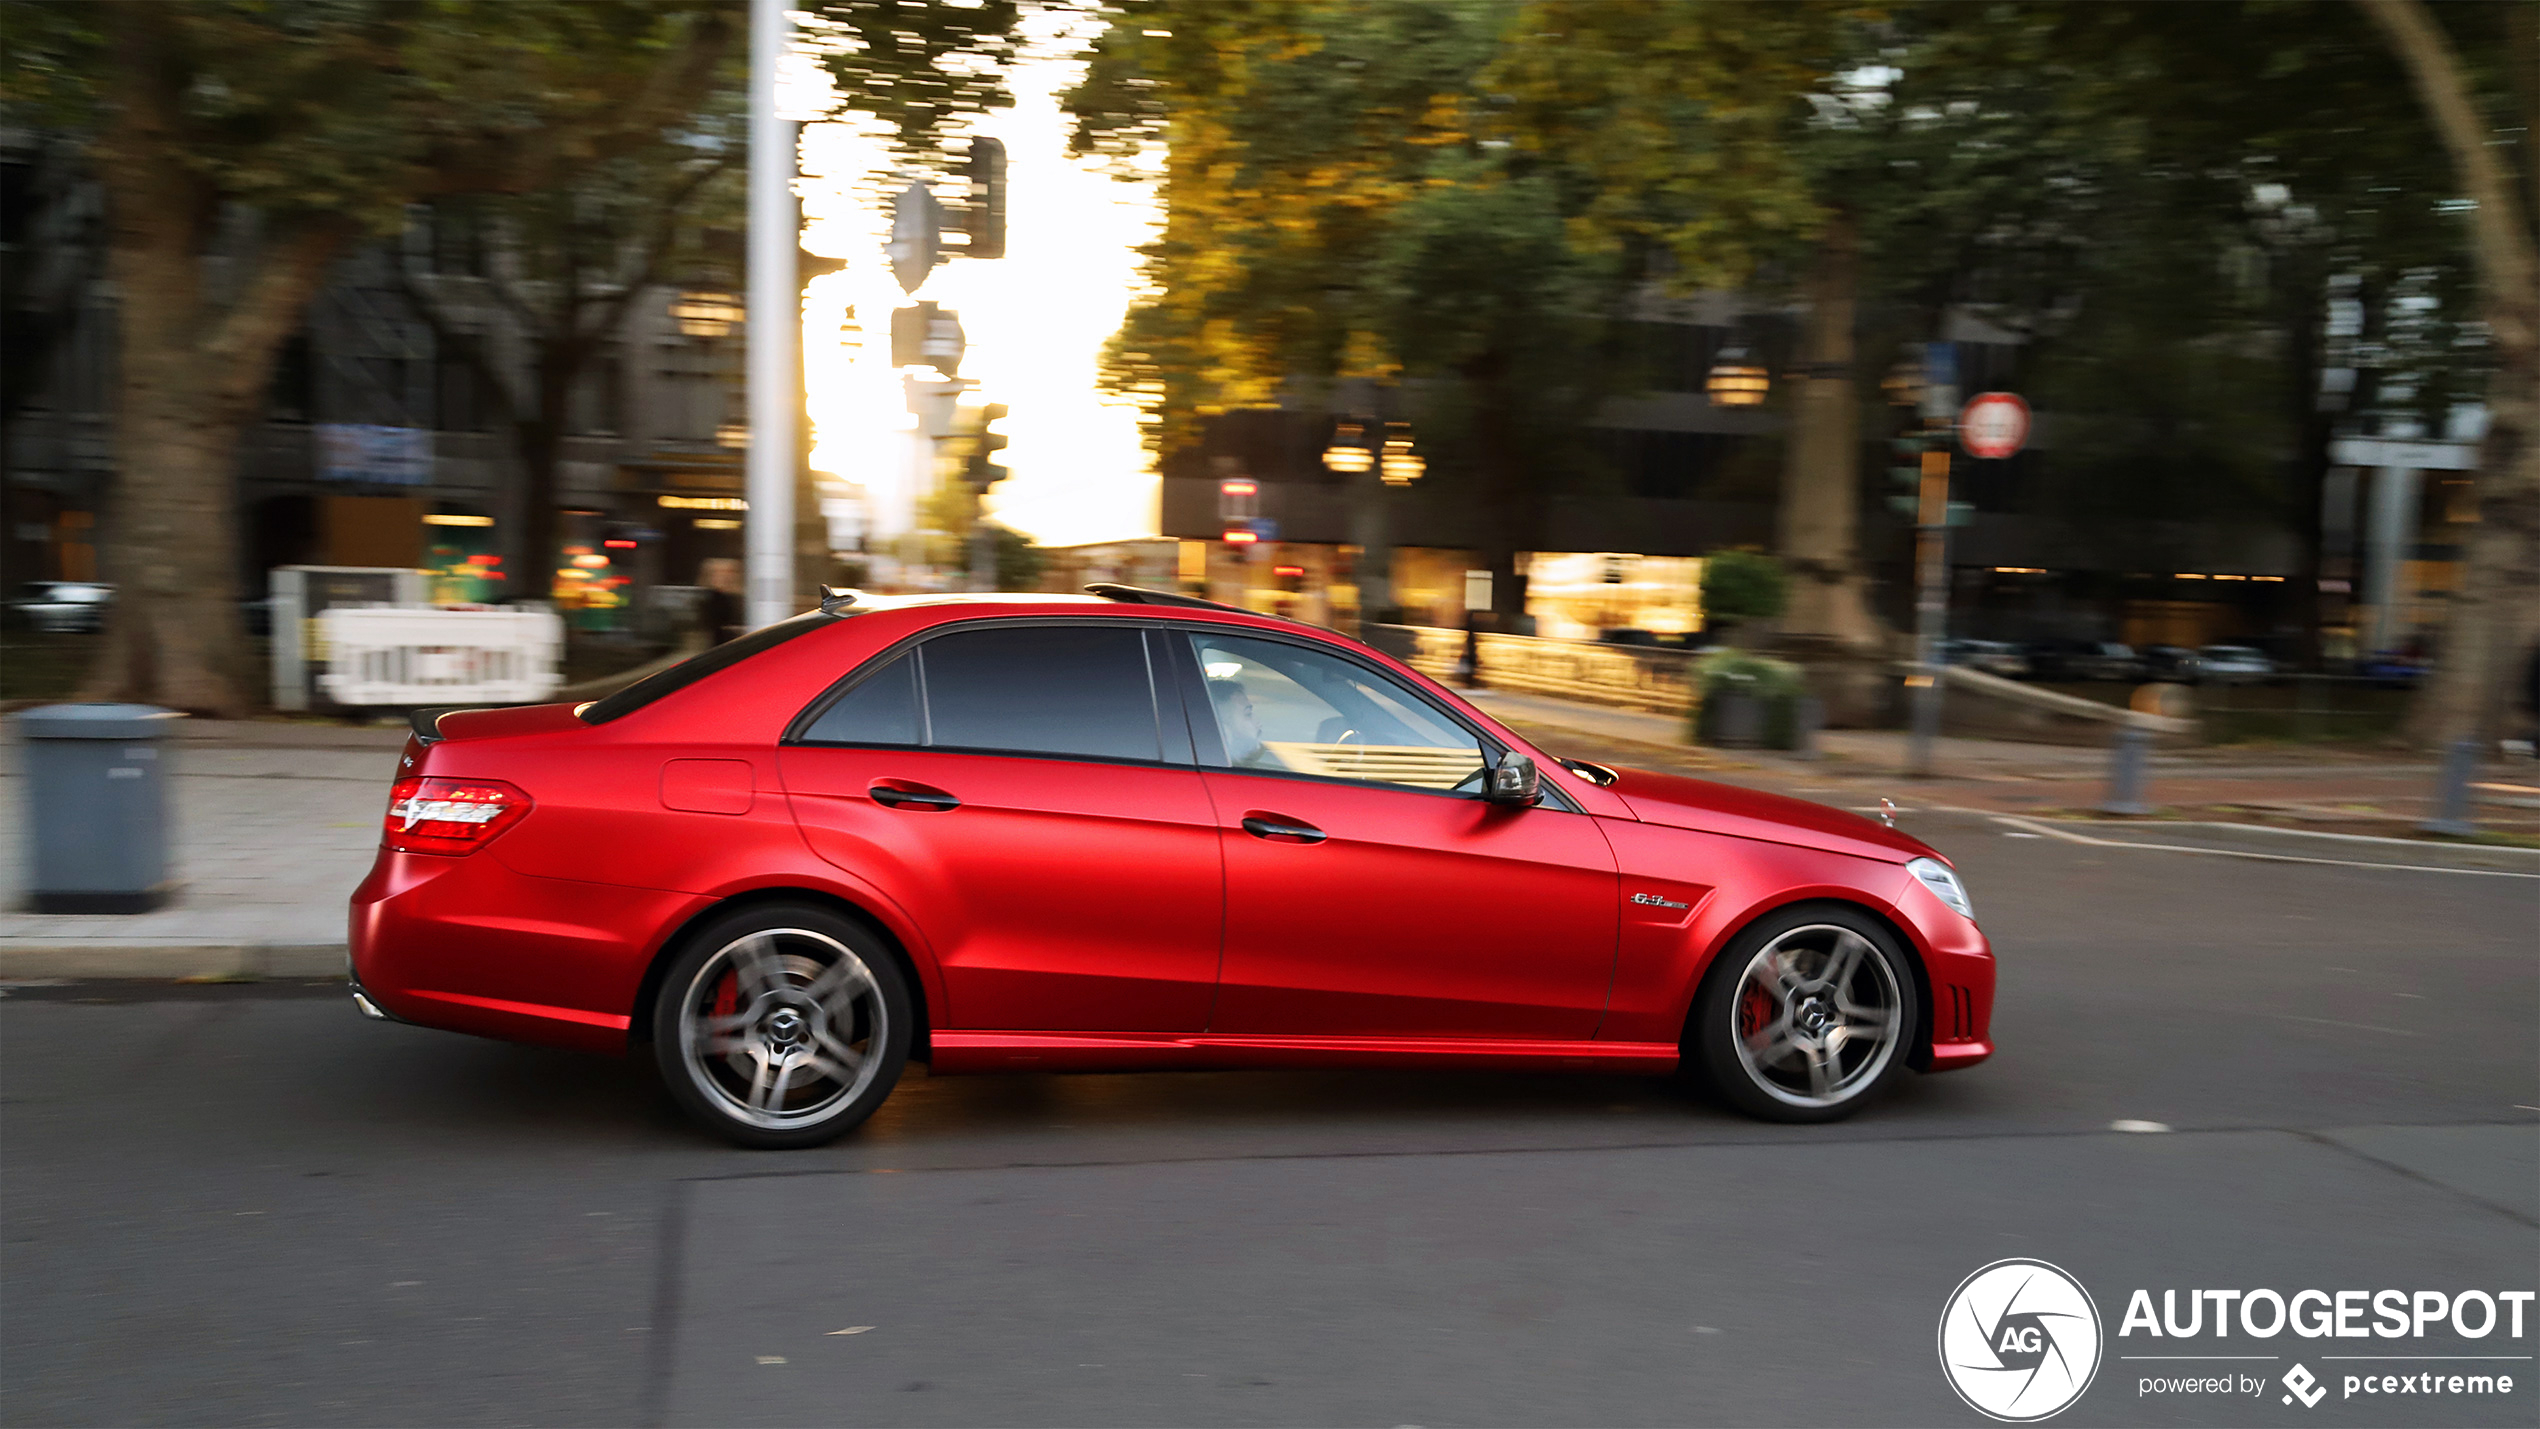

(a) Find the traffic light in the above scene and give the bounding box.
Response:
[1886,431,1925,517]
[964,137,1007,260]
[887,183,944,294]
[891,303,965,375]
[964,403,1010,491]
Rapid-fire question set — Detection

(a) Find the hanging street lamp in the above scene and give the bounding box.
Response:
[1323,420,1375,474]
[1379,424,1423,486]
[671,291,744,339]
[1705,347,1770,407]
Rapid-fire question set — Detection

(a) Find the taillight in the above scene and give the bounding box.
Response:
[382,776,531,855]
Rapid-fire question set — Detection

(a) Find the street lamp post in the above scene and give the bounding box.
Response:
[744,0,798,629]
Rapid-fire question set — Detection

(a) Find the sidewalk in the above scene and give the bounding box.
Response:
[1458,686,2540,837]
[2,701,2530,982]
[0,720,403,979]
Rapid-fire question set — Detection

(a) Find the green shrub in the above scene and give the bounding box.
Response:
[1691,650,1807,748]
[1694,649,1803,700]
[1699,549,1788,625]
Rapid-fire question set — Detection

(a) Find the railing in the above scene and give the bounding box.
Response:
[317,606,564,707]
[1369,624,1697,715]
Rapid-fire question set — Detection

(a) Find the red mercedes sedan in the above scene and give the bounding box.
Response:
[350,587,1993,1147]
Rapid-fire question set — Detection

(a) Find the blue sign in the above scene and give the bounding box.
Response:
[316,424,432,486]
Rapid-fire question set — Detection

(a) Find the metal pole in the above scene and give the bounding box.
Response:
[1907,445,1951,776]
[2100,726,2153,816]
[2419,737,2479,836]
[744,0,799,629]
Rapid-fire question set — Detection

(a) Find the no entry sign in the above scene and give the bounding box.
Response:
[1958,392,2031,460]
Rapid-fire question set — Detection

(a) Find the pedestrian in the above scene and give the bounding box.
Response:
[696,557,745,646]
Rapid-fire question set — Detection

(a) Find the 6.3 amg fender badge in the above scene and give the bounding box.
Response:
[1627,893,1688,909]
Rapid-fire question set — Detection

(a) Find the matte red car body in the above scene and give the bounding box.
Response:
[349,595,1994,1084]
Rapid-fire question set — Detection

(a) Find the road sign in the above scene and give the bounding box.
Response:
[1958,392,2030,460]
[886,183,943,294]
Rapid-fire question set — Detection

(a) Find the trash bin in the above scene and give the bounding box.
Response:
[12,702,185,913]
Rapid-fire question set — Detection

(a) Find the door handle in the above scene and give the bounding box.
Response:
[869,782,960,811]
[1241,814,1326,844]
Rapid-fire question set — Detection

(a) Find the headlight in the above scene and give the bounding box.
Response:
[1908,856,1975,921]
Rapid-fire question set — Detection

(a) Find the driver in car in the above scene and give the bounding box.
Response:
[1205,675,1292,772]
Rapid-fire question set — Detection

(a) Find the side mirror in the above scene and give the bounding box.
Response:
[1485,752,1541,807]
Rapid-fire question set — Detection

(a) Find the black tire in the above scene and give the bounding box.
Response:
[1689,902,1920,1124]
[650,902,912,1149]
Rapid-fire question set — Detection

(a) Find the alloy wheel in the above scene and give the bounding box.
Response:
[1729,923,1903,1109]
[674,927,886,1131]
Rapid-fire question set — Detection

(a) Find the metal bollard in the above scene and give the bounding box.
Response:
[2100,725,2153,816]
[2419,738,2479,837]
[1791,694,1824,760]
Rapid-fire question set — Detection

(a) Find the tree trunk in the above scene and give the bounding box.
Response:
[1775,207,1882,654]
[2361,0,2540,746]
[511,344,575,608]
[84,80,350,714]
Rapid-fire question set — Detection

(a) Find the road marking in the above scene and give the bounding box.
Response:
[2268,1012,2419,1037]
[1986,815,2540,878]
[2110,1119,2172,1133]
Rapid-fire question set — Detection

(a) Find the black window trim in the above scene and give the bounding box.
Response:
[1163,624,1584,814]
[783,615,1196,770]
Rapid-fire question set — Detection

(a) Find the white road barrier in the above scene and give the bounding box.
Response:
[316,606,563,707]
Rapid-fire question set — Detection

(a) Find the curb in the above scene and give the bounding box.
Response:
[0,943,347,981]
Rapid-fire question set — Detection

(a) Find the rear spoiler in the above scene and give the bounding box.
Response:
[408,706,483,746]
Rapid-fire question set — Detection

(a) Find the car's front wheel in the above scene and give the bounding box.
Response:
[1690,905,1919,1123]
[651,904,912,1149]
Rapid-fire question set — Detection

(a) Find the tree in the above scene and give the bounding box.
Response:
[1490,1,1886,656]
[396,101,746,611]
[0,0,1019,714]
[2358,0,2539,746]
[1068,0,1630,622]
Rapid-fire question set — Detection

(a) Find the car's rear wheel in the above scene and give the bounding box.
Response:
[651,904,911,1149]
[1691,905,1918,1123]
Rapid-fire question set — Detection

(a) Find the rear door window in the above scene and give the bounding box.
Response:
[922,625,1161,762]
[801,624,1166,763]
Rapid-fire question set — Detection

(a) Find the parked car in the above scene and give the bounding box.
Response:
[2356,649,2429,688]
[2141,644,2204,681]
[350,586,1996,1147]
[2023,638,2143,682]
[2062,641,2146,682]
[9,581,112,633]
[1945,639,2031,680]
[2195,644,2277,684]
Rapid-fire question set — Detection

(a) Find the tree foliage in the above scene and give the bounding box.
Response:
[0,0,1021,713]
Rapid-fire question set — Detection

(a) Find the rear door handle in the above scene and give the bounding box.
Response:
[869,782,960,811]
[1241,814,1326,844]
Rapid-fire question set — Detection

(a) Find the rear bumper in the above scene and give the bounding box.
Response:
[349,846,697,1055]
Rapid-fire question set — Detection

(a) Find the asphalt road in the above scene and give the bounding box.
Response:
[4,811,2533,1428]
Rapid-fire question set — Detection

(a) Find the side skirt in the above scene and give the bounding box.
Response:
[929,1031,1681,1076]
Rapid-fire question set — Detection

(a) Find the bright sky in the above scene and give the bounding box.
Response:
[792,9,1163,549]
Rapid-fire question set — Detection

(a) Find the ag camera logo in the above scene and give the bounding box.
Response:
[1940,1259,2103,1421]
